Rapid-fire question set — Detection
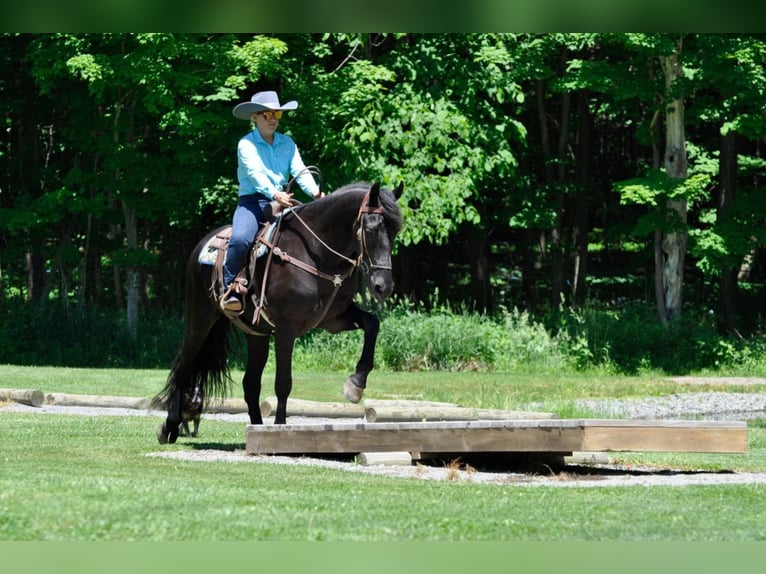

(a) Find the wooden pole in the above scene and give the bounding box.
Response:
[203,398,249,414]
[259,396,365,418]
[44,393,150,410]
[356,451,413,466]
[0,388,45,407]
[364,405,557,423]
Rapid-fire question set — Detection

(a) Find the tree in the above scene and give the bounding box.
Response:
[3,33,766,339]
[321,34,526,310]
[657,35,689,322]
[683,34,766,333]
[612,34,711,323]
[18,34,288,335]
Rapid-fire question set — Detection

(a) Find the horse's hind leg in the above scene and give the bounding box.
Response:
[243,334,269,425]
[322,304,380,404]
[157,310,221,444]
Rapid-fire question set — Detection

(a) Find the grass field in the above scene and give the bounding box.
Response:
[1,364,765,541]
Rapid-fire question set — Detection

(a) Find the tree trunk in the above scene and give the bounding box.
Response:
[467,225,490,313]
[571,90,591,306]
[123,202,140,339]
[658,45,688,322]
[535,79,558,310]
[550,90,570,310]
[25,250,46,302]
[520,229,539,312]
[718,130,739,333]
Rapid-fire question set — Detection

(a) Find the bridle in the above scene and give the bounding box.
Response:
[283,188,390,281]
[355,193,392,275]
[252,187,391,330]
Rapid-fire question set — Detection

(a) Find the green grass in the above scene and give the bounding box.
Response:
[2,365,766,540]
[3,363,763,410]
[1,411,765,541]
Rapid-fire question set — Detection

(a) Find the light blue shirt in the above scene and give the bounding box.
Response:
[237,129,319,200]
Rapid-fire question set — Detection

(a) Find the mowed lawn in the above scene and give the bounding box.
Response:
[1,365,766,541]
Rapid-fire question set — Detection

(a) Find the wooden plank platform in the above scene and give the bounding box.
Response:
[245,419,748,456]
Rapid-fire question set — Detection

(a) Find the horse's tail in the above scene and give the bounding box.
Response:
[152,315,232,410]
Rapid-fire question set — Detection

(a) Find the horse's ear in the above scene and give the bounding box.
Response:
[369,181,381,204]
[393,182,403,200]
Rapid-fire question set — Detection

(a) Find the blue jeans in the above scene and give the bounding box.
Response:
[222,193,270,290]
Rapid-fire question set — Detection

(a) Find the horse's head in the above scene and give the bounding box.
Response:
[357,182,403,301]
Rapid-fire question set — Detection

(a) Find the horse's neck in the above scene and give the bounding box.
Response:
[306,193,362,231]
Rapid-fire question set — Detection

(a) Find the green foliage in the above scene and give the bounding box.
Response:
[2,299,765,376]
[3,32,766,346]
[689,184,766,276]
[336,34,525,246]
[616,169,711,208]
[0,302,182,368]
[554,301,766,375]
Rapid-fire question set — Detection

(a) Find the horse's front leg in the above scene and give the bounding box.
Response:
[322,304,379,404]
[243,334,269,425]
[272,328,297,425]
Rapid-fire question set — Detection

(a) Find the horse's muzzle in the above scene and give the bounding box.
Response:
[369,271,394,300]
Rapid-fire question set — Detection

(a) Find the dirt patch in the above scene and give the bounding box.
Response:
[145,448,766,488]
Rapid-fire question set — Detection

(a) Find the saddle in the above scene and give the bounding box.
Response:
[200,201,288,334]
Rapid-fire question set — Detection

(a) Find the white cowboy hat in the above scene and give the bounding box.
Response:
[232,91,298,120]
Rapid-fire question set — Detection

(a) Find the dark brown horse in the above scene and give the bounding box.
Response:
[155,181,403,444]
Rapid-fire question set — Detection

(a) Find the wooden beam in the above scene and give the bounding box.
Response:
[564,451,611,465]
[258,397,554,422]
[364,405,557,422]
[44,392,150,410]
[245,419,748,456]
[247,419,585,455]
[580,419,748,453]
[259,396,365,418]
[0,388,44,407]
[204,398,249,414]
[356,452,413,466]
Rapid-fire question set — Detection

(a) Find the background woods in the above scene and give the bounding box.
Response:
[2,33,766,367]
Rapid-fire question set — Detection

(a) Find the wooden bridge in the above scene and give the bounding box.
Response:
[245,399,748,461]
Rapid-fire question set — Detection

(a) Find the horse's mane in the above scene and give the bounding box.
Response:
[320,181,403,236]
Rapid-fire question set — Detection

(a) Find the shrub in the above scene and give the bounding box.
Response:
[2,297,765,375]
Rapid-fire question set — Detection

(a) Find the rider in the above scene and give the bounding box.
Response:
[221,90,322,313]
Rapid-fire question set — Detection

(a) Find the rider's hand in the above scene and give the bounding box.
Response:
[275,190,293,207]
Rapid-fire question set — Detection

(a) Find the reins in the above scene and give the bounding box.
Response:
[252,186,387,330]
[284,165,323,198]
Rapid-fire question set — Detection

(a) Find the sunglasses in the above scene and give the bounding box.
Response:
[258,110,283,121]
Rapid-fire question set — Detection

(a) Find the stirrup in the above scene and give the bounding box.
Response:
[220,294,242,313]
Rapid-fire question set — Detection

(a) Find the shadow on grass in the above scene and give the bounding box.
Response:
[180,444,740,479]
[190,442,246,452]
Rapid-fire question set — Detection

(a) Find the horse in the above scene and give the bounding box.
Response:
[155,181,403,444]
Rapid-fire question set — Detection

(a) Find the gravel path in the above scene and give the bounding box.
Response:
[574,391,766,421]
[4,389,766,487]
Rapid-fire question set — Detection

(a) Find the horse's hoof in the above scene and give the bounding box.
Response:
[156,423,169,444]
[156,423,178,445]
[343,378,364,403]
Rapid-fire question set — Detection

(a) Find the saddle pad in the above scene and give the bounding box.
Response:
[198,233,228,266]
[197,211,290,266]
